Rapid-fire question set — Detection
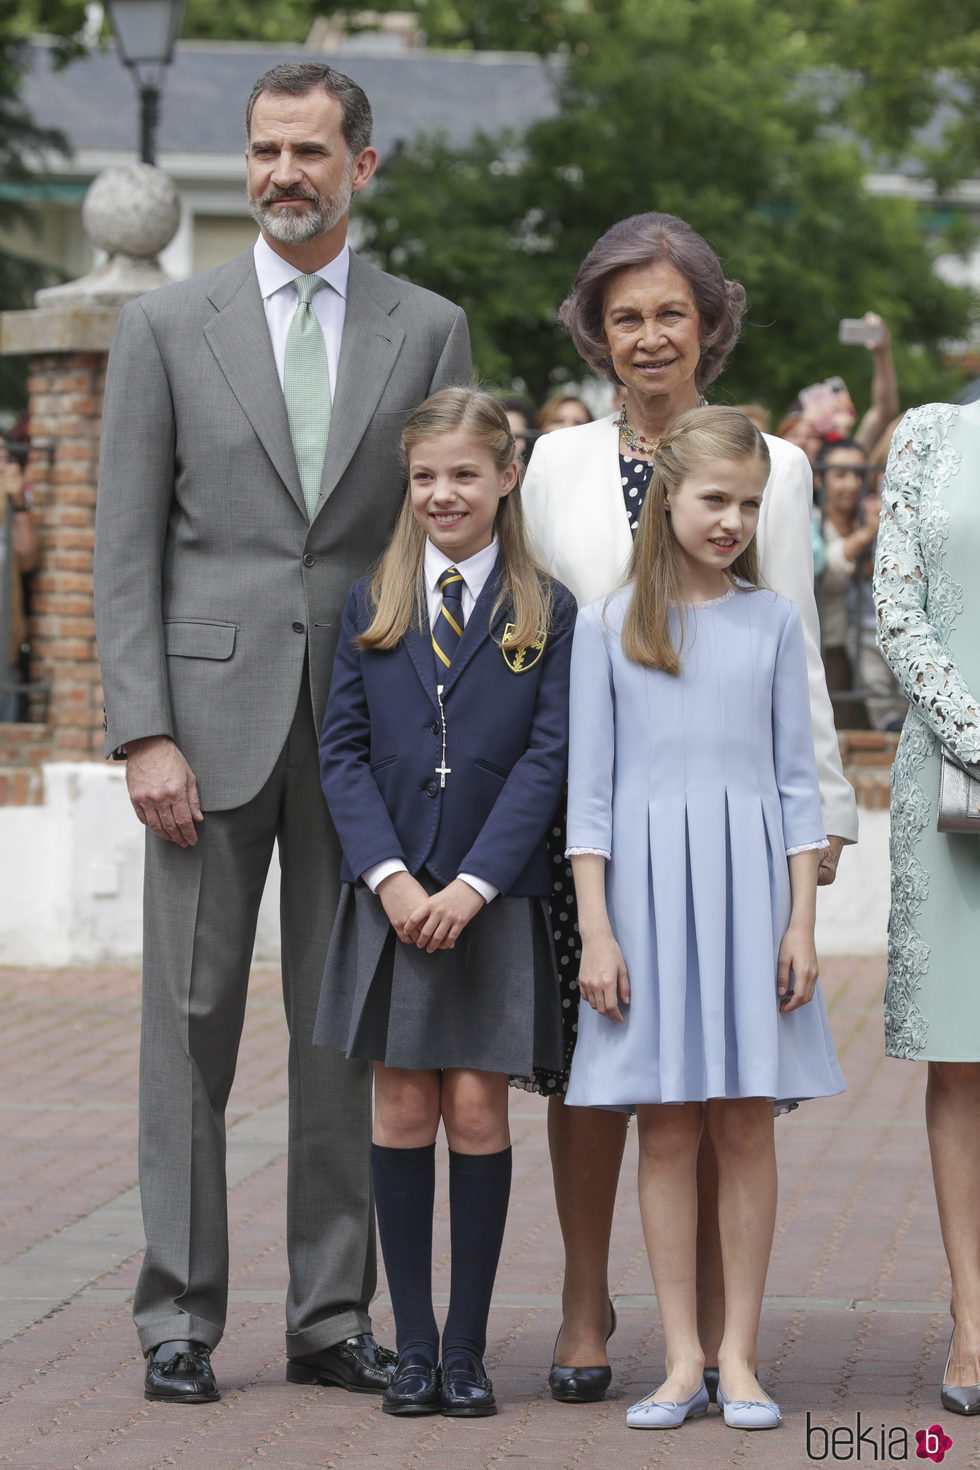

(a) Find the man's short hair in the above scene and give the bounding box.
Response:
[245,62,373,157]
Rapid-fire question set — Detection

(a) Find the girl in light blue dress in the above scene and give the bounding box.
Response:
[565,407,844,1433]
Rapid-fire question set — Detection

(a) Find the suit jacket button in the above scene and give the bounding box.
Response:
[292,621,305,633]
[424,781,438,798]
[303,553,315,567]
[429,722,439,734]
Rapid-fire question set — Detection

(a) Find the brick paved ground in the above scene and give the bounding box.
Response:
[0,958,970,1470]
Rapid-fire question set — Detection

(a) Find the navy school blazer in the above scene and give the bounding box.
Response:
[319,557,576,897]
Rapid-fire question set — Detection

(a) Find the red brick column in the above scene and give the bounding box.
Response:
[0,304,120,797]
[24,350,105,758]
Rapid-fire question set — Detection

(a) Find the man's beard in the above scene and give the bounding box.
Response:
[248,173,353,244]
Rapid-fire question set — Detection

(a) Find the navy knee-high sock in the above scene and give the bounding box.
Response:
[442,1146,513,1366]
[370,1142,439,1365]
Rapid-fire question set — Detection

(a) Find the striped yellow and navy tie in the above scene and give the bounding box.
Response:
[432,566,464,671]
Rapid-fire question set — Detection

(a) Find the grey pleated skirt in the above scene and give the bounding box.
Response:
[314,879,563,1075]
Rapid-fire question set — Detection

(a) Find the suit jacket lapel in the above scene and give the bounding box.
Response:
[314,251,405,516]
[203,251,308,522]
[403,619,440,708]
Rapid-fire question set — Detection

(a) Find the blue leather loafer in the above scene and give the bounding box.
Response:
[440,1351,497,1417]
[382,1354,441,1416]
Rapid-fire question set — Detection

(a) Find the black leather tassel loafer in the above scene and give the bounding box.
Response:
[286,1334,395,1394]
[144,1340,219,1403]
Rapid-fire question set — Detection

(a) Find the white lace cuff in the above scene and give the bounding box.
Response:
[785,839,830,856]
[565,846,611,860]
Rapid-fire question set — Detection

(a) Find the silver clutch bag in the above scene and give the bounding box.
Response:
[937,745,980,832]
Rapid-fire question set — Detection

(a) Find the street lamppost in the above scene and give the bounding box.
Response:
[104,0,185,167]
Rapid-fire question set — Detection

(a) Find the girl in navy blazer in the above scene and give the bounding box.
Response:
[316,388,575,1418]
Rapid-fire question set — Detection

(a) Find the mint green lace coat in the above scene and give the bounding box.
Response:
[874,401,980,1060]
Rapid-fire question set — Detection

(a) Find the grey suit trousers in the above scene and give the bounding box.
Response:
[134,682,374,1356]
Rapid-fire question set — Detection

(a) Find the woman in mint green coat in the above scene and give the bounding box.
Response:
[874,399,980,1415]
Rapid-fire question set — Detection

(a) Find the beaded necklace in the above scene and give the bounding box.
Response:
[617,397,709,456]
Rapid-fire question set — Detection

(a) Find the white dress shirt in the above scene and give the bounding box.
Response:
[363,536,501,904]
[253,235,348,398]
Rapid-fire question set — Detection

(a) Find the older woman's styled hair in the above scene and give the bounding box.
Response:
[560,213,747,390]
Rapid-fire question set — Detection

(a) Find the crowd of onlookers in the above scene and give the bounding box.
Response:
[504,309,907,732]
[772,313,906,732]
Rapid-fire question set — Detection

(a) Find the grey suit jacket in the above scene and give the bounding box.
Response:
[94,247,472,810]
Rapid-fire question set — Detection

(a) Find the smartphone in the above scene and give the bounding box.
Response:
[838,318,885,348]
[799,376,856,435]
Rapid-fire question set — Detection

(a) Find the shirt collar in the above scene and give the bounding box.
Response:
[425,536,500,602]
[253,234,350,302]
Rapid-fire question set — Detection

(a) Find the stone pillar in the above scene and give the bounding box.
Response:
[0,164,180,782]
[28,351,104,754]
[5,324,117,760]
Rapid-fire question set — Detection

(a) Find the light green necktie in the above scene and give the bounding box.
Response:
[283,273,331,518]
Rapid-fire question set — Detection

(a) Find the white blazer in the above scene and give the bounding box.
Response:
[523,413,858,842]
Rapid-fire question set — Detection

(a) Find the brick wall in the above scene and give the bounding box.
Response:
[0,349,105,784]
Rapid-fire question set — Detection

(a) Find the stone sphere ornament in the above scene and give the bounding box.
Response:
[82,164,181,259]
[35,163,181,308]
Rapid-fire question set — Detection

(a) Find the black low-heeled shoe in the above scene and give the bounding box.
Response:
[548,1300,617,1404]
[703,1366,720,1405]
[942,1330,980,1416]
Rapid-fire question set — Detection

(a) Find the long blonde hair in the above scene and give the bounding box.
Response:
[621,406,769,674]
[358,387,552,650]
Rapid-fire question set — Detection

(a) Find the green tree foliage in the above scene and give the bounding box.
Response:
[180,0,571,51]
[179,0,978,192]
[355,0,972,410]
[181,0,311,43]
[785,0,980,191]
[0,2,84,407]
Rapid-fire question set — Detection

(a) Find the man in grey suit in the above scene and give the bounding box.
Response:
[94,61,472,1403]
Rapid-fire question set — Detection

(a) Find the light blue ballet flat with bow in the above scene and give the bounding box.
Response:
[626,1380,709,1429]
[717,1385,782,1429]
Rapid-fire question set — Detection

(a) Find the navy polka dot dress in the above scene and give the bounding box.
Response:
[620,452,654,536]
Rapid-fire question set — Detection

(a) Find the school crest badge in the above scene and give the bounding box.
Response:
[501,625,546,673]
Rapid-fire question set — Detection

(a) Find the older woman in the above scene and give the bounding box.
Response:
[521,212,858,1402]
[874,401,980,1414]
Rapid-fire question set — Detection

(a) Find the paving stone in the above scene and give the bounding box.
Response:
[0,957,963,1470]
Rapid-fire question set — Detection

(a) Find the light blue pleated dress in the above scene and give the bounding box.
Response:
[564,584,845,1110]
